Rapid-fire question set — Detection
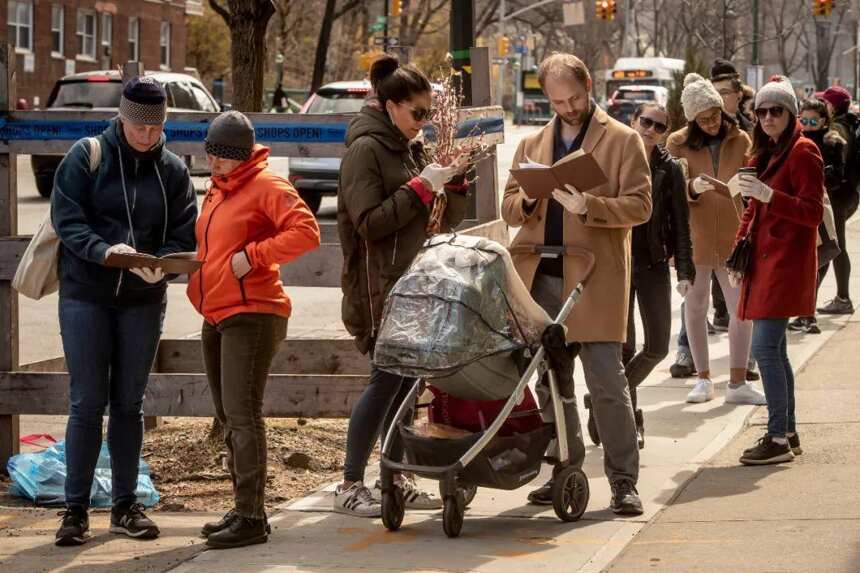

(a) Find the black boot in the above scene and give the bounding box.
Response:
[583,393,600,446]
[634,409,645,449]
[206,515,269,549]
[202,509,237,537]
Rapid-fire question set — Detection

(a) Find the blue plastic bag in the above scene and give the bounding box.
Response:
[7,441,160,507]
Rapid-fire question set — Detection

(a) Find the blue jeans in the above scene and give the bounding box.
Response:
[59,296,165,509]
[751,318,795,436]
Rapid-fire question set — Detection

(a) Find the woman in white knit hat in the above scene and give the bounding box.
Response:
[733,76,824,465]
[666,73,766,405]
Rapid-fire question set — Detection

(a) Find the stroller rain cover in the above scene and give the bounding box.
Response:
[373,233,551,378]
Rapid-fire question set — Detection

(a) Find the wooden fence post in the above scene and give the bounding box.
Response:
[0,44,20,473]
[470,47,501,223]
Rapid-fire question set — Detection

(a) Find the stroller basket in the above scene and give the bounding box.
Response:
[399,423,554,491]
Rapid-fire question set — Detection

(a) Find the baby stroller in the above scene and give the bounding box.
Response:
[373,234,596,538]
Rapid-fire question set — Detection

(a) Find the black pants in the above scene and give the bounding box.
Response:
[622,263,672,411]
[343,366,414,483]
[820,197,852,300]
[202,313,288,519]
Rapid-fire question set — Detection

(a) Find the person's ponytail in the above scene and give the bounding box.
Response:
[368,54,431,107]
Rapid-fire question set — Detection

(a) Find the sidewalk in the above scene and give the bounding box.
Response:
[606,315,860,573]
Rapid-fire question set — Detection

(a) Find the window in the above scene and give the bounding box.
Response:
[160,22,171,69]
[166,82,194,109]
[76,10,97,59]
[101,13,112,50]
[190,85,218,112]
[7,1,34,53]
[51,5,64,56]
[128,17,139,61]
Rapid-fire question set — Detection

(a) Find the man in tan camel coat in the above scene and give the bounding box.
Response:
[502,53,652,515]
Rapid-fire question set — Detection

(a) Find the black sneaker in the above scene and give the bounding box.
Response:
[526,480,553,505]
[788,433,802,456]
[634,409,645,450]
[787,317,809,332]
[670,349,696,378]
[818,296,854,315]
[205,515,269,549]
[202,508,238,537]
[805,321,821,335]
[584,393,600,446]
[55,506,89,546]
[707,320,717,335]
[110,502,160,539]
[712,313,730,332]
[739,435,794,465]
[610,481,643,516]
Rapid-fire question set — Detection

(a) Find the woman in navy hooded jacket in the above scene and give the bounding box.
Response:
[50,77,197,546]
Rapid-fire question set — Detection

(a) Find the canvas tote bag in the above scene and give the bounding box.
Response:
[12,137,101,300]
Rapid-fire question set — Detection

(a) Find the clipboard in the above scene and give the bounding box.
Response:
[104,251,203,275]
[509,151,609,200]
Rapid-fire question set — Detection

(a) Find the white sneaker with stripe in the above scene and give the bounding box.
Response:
[333,482,381,518]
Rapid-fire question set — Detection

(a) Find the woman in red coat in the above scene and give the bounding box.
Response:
[729,77,824,466]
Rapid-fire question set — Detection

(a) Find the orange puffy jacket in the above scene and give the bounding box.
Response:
[187,145,321,325]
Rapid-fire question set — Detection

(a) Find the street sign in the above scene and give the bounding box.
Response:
[370,22,385,32]
[373,37,399,47]
[563,1,586,26]
[375,15,387,23]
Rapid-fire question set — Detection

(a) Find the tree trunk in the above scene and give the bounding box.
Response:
[311,0,338,93]
[209,0,276,111]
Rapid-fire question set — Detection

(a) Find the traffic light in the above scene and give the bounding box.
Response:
[812,0,833,16]
[607,0,617,20]
[391,0,402,17]
[497,35,510,57]
[595,1,609,21]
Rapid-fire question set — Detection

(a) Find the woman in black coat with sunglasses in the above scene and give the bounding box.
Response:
[584,103,694,449]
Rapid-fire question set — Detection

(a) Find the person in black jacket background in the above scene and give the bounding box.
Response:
[584,103,695,449]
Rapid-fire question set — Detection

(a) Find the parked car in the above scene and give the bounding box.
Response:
[31,70,222,198]
[606,85,669,126]
[287,81,372,214]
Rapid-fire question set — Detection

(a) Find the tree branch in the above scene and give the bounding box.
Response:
[334,0,361,21]
[208,0,231,24]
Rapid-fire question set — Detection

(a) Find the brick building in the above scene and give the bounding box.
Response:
[2,0,203,107]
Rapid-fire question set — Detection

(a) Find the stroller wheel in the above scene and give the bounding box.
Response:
[381,488,405,531]
[442,495,464,538]
[552,467,589,522]
[440,483,477,508]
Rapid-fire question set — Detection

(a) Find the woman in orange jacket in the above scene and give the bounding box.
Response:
[187,111,321,549]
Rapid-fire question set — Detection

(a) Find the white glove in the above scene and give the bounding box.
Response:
[231,251,252,279]
[691,176,715,195]
[129,267,165,284]
[727,174,743,197]
[419,163,458,192]
[738,174,774,203]
[676,279,692,298]
[104,243,136,261]
[728,270,743,289]
[551,184,588,215]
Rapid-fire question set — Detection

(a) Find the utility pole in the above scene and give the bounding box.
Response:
[751,0,759,66]
[497,0,506,108]
[383,0,390,53]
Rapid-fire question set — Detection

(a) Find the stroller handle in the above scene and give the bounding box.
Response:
[508,245,597,284]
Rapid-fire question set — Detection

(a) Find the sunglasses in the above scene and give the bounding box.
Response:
[401,103,434,122]
[799,117,820,127]
[638,116,668,134]
[755,106,785,119]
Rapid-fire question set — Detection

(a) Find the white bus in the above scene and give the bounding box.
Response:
[605,57,685,102]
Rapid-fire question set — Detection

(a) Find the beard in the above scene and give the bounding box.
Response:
[558,106,591,127]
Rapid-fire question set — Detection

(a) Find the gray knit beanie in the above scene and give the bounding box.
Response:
[205,111,255,161]
[680,73,724,122]
[119,76,167,125]
[755,75,798,117]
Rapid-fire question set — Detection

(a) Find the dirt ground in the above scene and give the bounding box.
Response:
[1,417,351,514]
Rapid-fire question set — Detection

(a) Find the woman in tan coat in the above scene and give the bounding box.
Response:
[666,74,766,405]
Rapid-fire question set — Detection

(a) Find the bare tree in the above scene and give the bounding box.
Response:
[799,6,851,89]
[310,0,362,93]
[763,0,809,77]
[208,0,276,111]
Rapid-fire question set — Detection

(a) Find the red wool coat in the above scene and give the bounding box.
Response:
[736,126,825,320]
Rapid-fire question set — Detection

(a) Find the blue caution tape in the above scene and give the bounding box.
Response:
[0,116,503,144]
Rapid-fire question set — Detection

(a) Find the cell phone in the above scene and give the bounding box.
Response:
[738,167,757,177]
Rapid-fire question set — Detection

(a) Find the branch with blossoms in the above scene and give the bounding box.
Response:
[425,56,492,235]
